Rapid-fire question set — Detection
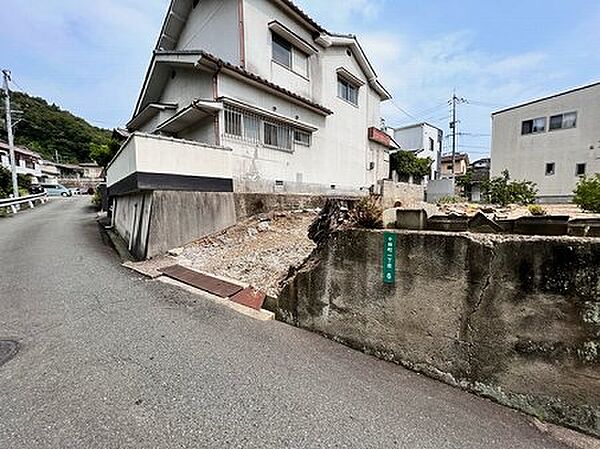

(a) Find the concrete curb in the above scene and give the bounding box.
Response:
[157,276,275,321]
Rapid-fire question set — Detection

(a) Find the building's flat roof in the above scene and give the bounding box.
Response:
[492,80,600,116]
[393,122,443,133]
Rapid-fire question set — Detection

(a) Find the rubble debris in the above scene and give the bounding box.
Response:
[176,211,318,298]
[308,198,358,246]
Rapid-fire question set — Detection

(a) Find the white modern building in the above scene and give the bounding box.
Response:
[392,123,443,180]
[491,81,600,203]
[108,0,395,198]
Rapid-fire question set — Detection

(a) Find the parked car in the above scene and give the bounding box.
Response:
[41,184,72,197]
[28,184,46,195]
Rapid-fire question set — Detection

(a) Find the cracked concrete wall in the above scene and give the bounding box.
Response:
[276,230,600,436]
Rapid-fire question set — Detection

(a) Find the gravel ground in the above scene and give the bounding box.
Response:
[176,211,318,297]
[439,202,600,219]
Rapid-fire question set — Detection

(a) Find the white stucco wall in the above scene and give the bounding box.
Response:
[491,84,600,200]
[176,0,240,64]
[107,134,232,188]
[161,68,214,108]
[244,0,318,100]
[394,123,443,179]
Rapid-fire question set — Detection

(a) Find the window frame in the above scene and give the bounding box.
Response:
[549,111,577,131]
[576,163,586,177]
[337,76,359,106]
[272,33,293,69]
[263,121,293,152]
[293,130,311,147]
[545,162,556,176]
[521,117,546,135]
[271,33,310,79]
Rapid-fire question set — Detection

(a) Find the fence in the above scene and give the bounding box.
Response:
[0,192,48,214]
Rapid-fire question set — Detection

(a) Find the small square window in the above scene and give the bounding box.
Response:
[293,130,311,146]
[576,163,586,176]
[532,117,546,133]
[545,163,555,176]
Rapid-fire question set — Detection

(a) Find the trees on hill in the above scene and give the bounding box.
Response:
[0,90,112,164]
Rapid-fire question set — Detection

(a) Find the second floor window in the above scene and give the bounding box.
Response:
[338,77,359,106]
[272,34,309,78]
[272,34,292,68]
[549,112,577,131]
[522,117,546,135]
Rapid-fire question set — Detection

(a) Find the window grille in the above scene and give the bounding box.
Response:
[223,104,303,151]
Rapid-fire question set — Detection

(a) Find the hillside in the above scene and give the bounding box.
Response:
[0,91,112,164]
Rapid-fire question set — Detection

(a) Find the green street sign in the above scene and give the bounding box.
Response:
[383,232,397,284]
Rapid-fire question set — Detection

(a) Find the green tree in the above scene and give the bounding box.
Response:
[482,170,537,206]
[0,90,112,164]
[574,174,600,213]
[390,151,433,182]
[0,165,11,198]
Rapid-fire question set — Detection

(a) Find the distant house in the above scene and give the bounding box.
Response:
[39,160,60,184]
[55,163,84,181]
[465,158,490,202]
[108,0,394,199]
[392,123,443,180]
[0,141,42,181]
[79,163,103,180]
[491,81,600,203]
[440,153,470,178]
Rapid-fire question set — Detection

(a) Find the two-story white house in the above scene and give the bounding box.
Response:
[392,122,443,181]
[491,81,600,203]
[108,0,394,198]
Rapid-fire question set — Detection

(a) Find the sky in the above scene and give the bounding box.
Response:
[1,0,599,159]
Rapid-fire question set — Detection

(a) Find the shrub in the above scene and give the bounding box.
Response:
[351,196,383,229]
[574,174,600,213]
[91,190,102,210]
[438,195,464,205]
[482,170,537,206]
[528,204,546,216]
[0,165,11,198]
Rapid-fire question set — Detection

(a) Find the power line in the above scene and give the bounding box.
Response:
[389,100,420,121]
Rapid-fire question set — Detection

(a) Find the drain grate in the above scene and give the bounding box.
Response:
[0,340,19,367]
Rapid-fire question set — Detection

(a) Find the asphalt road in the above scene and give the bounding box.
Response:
[0,198,571,449]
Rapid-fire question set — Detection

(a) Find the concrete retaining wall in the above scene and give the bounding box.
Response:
[146,191,237,258]
[378,180,425,209]
[234,193,326,221]
[113,191,329,259]
[275,230,600,436]
[113,192,153,259]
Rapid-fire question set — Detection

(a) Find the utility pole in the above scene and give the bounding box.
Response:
[449,91,468,178]
[2,69,19,198]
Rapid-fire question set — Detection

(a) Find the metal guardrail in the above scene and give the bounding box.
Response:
[0,192,49,214]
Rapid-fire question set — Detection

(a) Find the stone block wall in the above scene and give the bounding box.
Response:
[275,230,600,436]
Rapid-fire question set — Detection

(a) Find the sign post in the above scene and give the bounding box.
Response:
[382,232,397,284]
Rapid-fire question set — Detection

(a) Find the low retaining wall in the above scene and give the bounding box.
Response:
[275,230,600,436]
[379,180,424,209]
[112,191,329,259]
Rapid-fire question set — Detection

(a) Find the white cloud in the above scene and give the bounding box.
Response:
[348,30,567,157]
[294,0,385,29]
